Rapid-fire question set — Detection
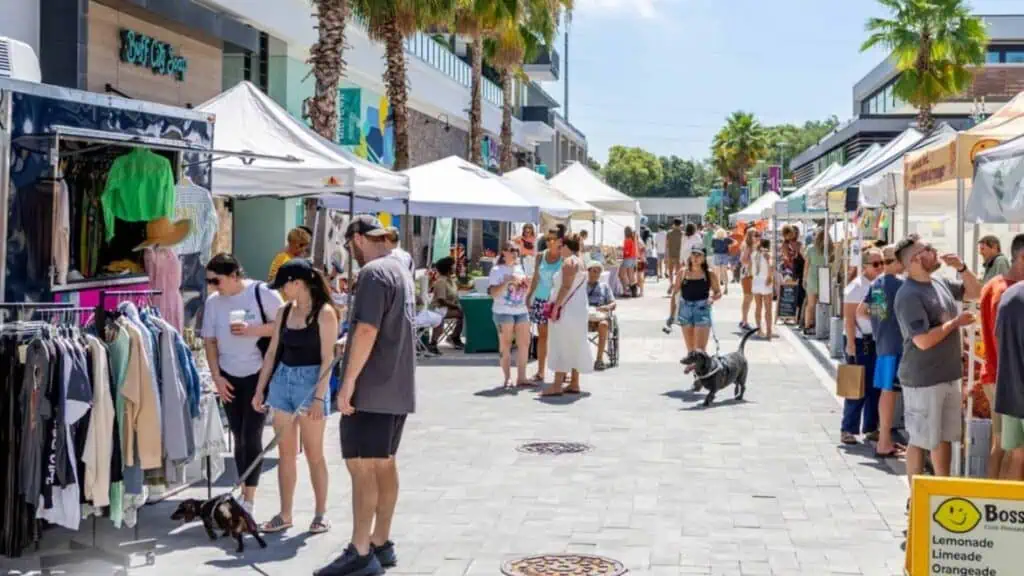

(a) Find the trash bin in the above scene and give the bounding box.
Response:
[815,303,830,340]
[459,294,499,353]
[829,316,845,359]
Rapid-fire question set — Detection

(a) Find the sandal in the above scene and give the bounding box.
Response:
[563,386,581,395]
[539,386,563,397]
[840,432,858,445]
[875,448,905,459]
[594,360,606,371]
[865,431,880,442]
[261,514,293,533]
[309,515,331,534]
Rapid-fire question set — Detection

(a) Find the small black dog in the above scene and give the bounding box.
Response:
[681,328,757,406]
[171,494,266,553]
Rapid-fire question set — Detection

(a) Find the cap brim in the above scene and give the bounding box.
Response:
[132,220,191,251]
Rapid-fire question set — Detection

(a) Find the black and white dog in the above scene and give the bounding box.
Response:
[680,328,757,406]
[171,494,266,553]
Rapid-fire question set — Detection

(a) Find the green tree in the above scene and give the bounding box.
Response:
[602,145,664,197]
[353,0,456,170]
[711,111,769,186]
[861,0,987,131]
[586,156,601,172]
[649,156,694,197]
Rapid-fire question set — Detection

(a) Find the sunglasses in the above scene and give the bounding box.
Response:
[206,277,221,286]
[866,261,883,268]
[883,258,896,265]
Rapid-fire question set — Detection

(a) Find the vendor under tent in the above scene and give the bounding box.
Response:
[318,155,540,222]
[730,192,780,224]
[903,90,1024,256]
[199,81,410,200]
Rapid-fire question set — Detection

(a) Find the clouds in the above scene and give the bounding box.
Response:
[574,0,665,19]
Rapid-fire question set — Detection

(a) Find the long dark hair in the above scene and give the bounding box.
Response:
[298,268,339,326]
[685,250,710,282]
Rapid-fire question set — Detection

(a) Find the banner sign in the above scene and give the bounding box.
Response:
[827,190,846,214]
[768,166,782,193]
[708,189,724,206]
[338,88,362,146]
[908,476,1024,576]
[119,29,188,81]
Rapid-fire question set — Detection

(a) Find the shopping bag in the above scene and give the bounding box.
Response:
[836,363,865,399]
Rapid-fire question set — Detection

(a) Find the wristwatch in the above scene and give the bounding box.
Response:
[958,265,967,274]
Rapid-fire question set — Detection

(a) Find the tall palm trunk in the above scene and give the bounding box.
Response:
[499,69,514,173]
[469,33,484,165]
[381,19,411,170]
[304,0,349,229]
[916,32,934,131]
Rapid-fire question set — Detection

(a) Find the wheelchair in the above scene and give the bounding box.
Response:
[587,309,620,368]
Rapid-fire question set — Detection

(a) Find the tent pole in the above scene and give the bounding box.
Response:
[404,200,412,255]
[957,176,965,260]
[901,174,909,240]
[971,223,979,274]
[347,192,354,289]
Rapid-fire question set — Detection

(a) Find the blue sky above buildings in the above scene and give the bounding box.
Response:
[543,0,1024,163]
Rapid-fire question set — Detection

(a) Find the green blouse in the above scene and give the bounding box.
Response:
[101,149,176,241]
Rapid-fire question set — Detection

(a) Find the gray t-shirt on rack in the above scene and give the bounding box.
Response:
[995,283,1024,419]
[894,277,964,388]
[341,255,416,414]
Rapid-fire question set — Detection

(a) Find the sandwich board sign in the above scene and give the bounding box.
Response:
[906,476,1024,575]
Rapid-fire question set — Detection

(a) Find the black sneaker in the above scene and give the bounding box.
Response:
[314,544,383,576]
[372,540,397,567]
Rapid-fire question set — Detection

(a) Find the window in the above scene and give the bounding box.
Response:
[1007,50,1024,63]
[987,50,1001,64]
[869,95,878,115]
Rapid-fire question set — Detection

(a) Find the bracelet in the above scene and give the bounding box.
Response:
[314,397,326,404]
[958,265,967,274]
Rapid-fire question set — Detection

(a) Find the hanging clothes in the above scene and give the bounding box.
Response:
[53,175,71,285]
[101,149,176,242]
[144,248,184,332]
[174,179,218,264]
[82,335,114,507]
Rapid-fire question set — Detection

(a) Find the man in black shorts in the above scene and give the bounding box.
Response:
[316,215,416,576]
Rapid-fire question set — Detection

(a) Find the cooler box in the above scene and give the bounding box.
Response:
[459,294,498,353]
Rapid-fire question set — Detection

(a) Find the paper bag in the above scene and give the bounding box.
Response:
[836,363,865,399]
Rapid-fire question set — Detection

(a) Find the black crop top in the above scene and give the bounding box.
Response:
[680,272,711,302]
[278,303,322,367]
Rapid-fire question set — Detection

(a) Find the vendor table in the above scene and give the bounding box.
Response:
[459,293,499,353]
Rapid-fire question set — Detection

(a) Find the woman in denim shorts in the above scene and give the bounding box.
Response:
[252,259,339,535]
[490,243,532,387]
[670,248,722,356]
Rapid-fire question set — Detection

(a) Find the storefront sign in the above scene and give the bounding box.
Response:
[119,29,188,81]
[768,165,782,193]
[338,88,362,146]
[908,476,1024,575]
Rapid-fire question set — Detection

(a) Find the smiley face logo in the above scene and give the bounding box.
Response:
[933,498,982,534]
[970,139,1000,163]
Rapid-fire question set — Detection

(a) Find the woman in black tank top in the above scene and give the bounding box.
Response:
[668,248,722,358]
[252,258,339,535]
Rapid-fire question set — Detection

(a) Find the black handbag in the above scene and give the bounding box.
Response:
[254,282,272,357]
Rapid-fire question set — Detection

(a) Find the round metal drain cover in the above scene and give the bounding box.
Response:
[517,441,591,455]
[501,553,626,576]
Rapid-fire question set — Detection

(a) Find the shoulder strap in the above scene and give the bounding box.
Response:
[254,282,268,324]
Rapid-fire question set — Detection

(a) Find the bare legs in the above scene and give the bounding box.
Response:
[717,265,729,294]
[877,390,900,455]
[267,410,329,526]
[595,321,609,365]
[693,325,710,351]
[513,321,530,385]
[754,294,772,338]
[497,323,515,387]
[741,282,753,327]
[533,322,549,382]
[682,326,696,355]
[804,293,819,331]
[346,457,400,556]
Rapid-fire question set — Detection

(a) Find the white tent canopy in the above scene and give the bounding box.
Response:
[967,133,1024,222]
[200,81,409,199]
[503,167,602,220]
[551,162,640,214]
[731,192,781,224]
[319,155,540,222]
[860,125,958,209]
[572,212,638,247]
[830,127,925,192]
[805,144,882,210]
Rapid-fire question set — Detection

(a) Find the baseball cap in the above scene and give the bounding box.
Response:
[345,215,389,240]
[270,258,317,289]
[587,261,604,271]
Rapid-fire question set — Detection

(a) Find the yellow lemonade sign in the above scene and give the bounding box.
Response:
[908,476,1024,575]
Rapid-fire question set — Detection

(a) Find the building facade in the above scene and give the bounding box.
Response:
[790,14,1024,186]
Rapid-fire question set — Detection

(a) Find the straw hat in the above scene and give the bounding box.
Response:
[134,217,191,250]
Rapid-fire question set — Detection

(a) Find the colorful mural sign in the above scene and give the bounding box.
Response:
[119,29,188,81]
[338,88,362,146]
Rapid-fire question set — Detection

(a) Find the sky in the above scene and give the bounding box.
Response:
[540,0,1024,164]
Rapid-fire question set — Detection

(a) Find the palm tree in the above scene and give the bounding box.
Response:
[711,111,769,187]
[861,0,987,131]
[352,0,456,170]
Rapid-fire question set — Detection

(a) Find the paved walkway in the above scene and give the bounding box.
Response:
[5,283,908,576]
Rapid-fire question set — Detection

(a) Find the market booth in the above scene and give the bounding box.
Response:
[503,167,602,232]
[730,192,780,225]
[550,161,641,247]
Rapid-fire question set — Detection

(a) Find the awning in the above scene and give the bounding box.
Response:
[967,133,1024,222]
[730,192,781,224]
[550,161,640,214]
[503,167,602,220]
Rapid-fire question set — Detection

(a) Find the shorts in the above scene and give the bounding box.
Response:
[982,383,1003,439]
[1002,415,1024,450]
[340,411,408,459]
[874,354,901,391]
[903,381,962,451]
[622,258,637,269]
[530,298,550,324]
[493,312,529,326]
[267,364,328,415]
[712,254,729,267]
[677,299,712,327]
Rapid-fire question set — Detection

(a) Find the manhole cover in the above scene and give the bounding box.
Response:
[517,442,591,455]
[501,554,626,576]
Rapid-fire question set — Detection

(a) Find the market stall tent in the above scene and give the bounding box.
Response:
[805,144,882,211]
[550,161,641,215]
[783,163,840,218]
[859,125,957,209]
[200,81,410,199]
[967,133,1024,222]
[319,155,540,222]
[731,192,781,224]
[503,167,602,220]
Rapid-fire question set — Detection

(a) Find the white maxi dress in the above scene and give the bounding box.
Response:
[547,261,594,374]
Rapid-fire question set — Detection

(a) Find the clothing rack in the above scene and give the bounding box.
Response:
[0,302,73,322]
[95,289,163,335]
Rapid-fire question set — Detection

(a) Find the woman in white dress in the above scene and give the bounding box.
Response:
[542,233,594,396]
[751,238,774,339]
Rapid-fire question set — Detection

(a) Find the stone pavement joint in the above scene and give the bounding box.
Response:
[2,286,908,576]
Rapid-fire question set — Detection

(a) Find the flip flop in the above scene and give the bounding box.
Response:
[875,449,904,459]
[563,387,581,395]
[261,514,292,533]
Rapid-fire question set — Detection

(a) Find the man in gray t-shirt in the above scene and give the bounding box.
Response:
[892,235,981,484]
[322,214,415,575]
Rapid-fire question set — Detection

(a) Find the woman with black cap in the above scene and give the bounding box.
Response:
[252,259,339,536]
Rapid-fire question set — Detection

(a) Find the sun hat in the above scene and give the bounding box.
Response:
[133,217,191,251]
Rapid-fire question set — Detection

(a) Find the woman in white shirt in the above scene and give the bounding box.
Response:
[751,239,774,339]
[489,242,531,388]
